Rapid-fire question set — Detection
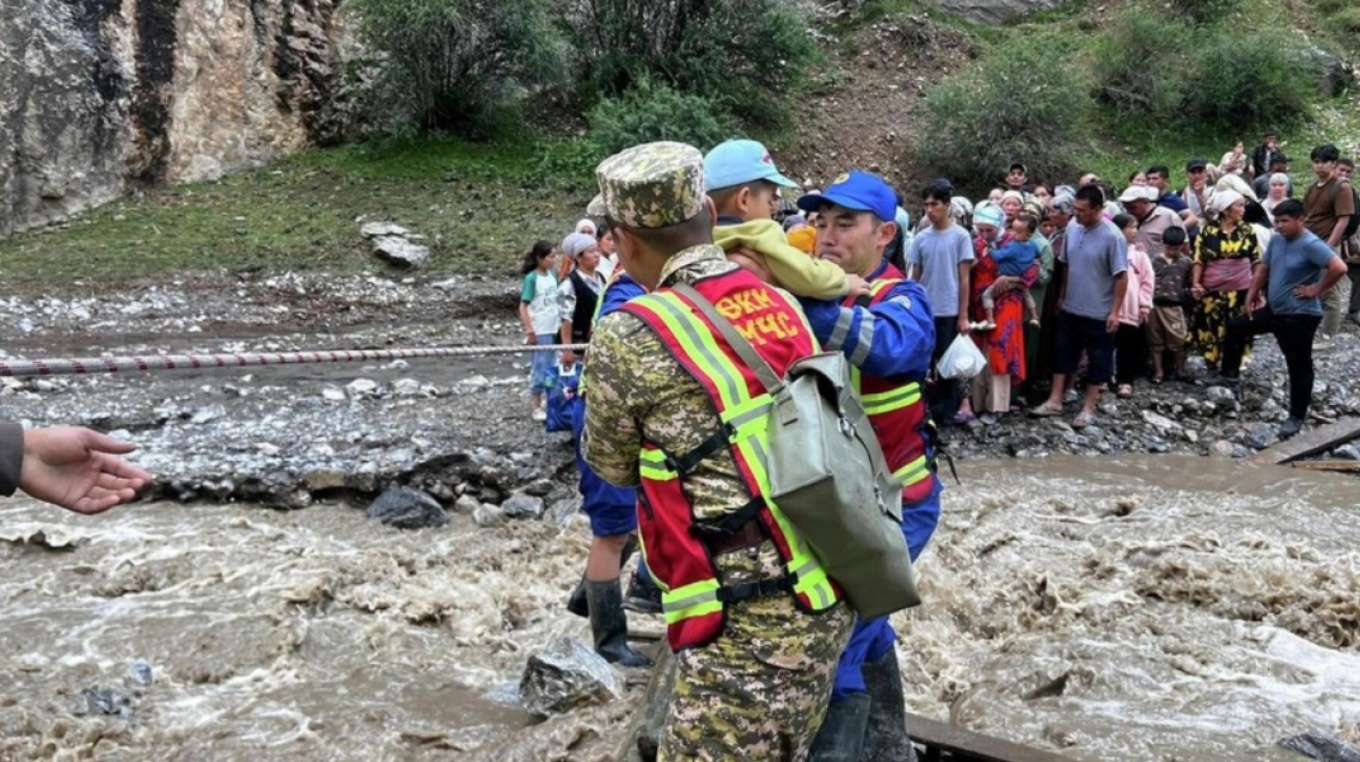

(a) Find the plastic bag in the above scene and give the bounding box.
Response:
[937,334,987,379]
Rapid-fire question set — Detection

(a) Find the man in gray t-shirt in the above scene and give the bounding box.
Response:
[908,183,975,424]
[1220,199,1345,439]
[1030,185,1128,428]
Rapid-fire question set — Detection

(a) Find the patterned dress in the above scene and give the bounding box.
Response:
[1189,222,1261,364]
[969,232,1038,383]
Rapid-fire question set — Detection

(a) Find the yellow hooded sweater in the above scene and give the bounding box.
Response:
[713,220,846,300]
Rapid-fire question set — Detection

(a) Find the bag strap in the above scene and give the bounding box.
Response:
[672,283,785,395]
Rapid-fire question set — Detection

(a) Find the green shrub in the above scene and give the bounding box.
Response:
[586,80,739,157]
[1185,32,1317,127]
[349,0,567,135]
[1092,11,1192,120]
[1333,7,1360,34]
[575,0,817,132]
[1167,0,1245,24]
[914,41,1090,188]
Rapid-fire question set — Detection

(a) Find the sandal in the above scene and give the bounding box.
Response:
[1116,384,1133,399]
[1072,410,1097,429]
[1151,376,1163,386]
[953,410,977,425]
[1029,402,1063,418]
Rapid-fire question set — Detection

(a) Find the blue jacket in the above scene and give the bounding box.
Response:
[797,258,939,560]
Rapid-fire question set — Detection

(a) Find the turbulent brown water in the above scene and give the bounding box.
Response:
[2,455,1358,761]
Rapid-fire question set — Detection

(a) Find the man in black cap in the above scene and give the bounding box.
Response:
[1183,158,1212,223]
[1005,162,1032,194]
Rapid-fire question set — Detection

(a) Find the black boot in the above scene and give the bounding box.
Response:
[808,692,871,761]
[862,648,918,761]
[585,579,653,667]
[623,570,663,614]
[566,535,639,618]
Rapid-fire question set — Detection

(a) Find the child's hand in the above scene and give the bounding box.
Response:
[845,274,872,299]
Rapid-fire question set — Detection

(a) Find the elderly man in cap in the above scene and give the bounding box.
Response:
[796,171,939,762]
[1120,184,1186,258]
[583,142,854,760]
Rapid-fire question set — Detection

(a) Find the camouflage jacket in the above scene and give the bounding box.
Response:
[583,244,799,521]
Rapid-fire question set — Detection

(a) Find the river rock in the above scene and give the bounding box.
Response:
[365,488,448,530]
[360,221,410,239]
[1206,386,1236,406]
[1333,444,1360,461]
[1141,410,1180,435]
[501,493,546,520]
[73,687,132,719]
[1245,425,1277,451]
[522,478,556,497]
[1209,440,1235,458]
[473,503,506,528]
[346,378,379,398]
[548,497,582,525]
[1277,730,1360,762]
[372,236,430,269]
[519,637,623,717]
[453,494,481,514]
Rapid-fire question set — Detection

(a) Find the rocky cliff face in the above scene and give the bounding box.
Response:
[0,0,345,239]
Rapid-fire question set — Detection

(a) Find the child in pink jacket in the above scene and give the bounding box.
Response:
[1112,213,1155,398]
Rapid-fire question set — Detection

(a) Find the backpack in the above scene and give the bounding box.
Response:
[1331,180,1360,239]
[675,283,919,619]
[544,362,580,433]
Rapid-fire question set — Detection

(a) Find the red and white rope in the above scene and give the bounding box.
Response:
[0,343,589,378]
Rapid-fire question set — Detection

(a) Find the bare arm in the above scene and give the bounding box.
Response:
[956,260,973,333]
[1108,272,1129,333]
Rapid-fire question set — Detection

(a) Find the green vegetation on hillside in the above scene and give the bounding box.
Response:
[0,138,586,288]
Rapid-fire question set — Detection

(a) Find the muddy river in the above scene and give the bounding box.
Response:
[2,455,1357,760]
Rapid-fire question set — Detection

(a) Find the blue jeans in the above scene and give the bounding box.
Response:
[527,334,557,393]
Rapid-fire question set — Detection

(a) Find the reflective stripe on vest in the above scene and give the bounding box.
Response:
[623,278,840,648]
[843,276,937,502]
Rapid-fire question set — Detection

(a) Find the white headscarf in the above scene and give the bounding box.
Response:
[575,218,597,236]
[1208,189,1244,217]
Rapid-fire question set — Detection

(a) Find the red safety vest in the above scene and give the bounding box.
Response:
[623,267,841,651]
[843,265,937,504]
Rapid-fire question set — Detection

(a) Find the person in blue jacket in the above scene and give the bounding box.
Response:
[563,229,658,668]
[796,172,942,762]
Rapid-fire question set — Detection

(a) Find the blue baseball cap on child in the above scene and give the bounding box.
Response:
[703,140,800,191]
[796,171,898,222]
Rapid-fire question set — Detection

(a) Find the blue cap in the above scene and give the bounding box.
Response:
[703,140,800,191]
[796,171,898,222]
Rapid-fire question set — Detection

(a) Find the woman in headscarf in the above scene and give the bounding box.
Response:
[556,232,605,368]
[1188,189,1262,369]
[964,202,1036,425]
[1262,173,1291,219]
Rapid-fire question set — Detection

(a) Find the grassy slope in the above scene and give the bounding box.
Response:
[0,139,587,289]
[1,0,1355,289]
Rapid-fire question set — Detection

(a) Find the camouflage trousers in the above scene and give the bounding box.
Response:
[659,542,855,761]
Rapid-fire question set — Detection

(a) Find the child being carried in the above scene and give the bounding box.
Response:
[975,213,1041,331]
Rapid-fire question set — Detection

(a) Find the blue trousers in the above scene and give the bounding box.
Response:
[570,396,638,537]
[832,479,943,700]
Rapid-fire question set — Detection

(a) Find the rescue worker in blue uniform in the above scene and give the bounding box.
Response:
[796,172,943,761]
[564,219,658,667]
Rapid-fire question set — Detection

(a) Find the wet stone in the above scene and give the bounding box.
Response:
[1245,425,1277,451]
[548,497,581,525]
[1206,386,1237,406]
[129,660,153,686]
[1277,731,1360,762]
[74,687,132,718]
[1333,444,1360,461]
[519,637,623,717]
[522,478,556,497]
[365,488,448,530]
[453,494,480,515]
[501,493,545,521]
[473,503,506,528]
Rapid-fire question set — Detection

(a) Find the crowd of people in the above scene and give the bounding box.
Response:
[520,131,1355,761]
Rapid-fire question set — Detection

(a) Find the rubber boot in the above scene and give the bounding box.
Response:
[862,648,918,762]
[585,579,653,667]
[566,535,638,618]
[807,692,871,761]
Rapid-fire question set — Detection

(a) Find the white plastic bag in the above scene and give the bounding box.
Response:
[937,334,987,379]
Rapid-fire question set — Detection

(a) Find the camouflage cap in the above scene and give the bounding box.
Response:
[594,142,705,229]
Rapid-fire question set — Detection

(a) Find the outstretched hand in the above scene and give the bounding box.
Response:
[20,427,152,514]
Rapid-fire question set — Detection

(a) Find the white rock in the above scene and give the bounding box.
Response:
[372,236,430,268]
[360,221,410,238]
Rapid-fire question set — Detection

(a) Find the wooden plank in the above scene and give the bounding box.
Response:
[1290,459,1360,473]
[615,646,675,762]
[907,713,1079,762]
[1247,417,1360,466]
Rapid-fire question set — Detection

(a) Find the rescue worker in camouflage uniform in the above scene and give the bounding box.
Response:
[798,172,942,762]
[583,142,855,761]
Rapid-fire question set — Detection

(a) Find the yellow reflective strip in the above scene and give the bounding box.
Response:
[861,382,922,412]
[638,448,678,480]
[893,455,929,486]
[663,579,722,623]
[642,293,753,413]
[665,599,722,625]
